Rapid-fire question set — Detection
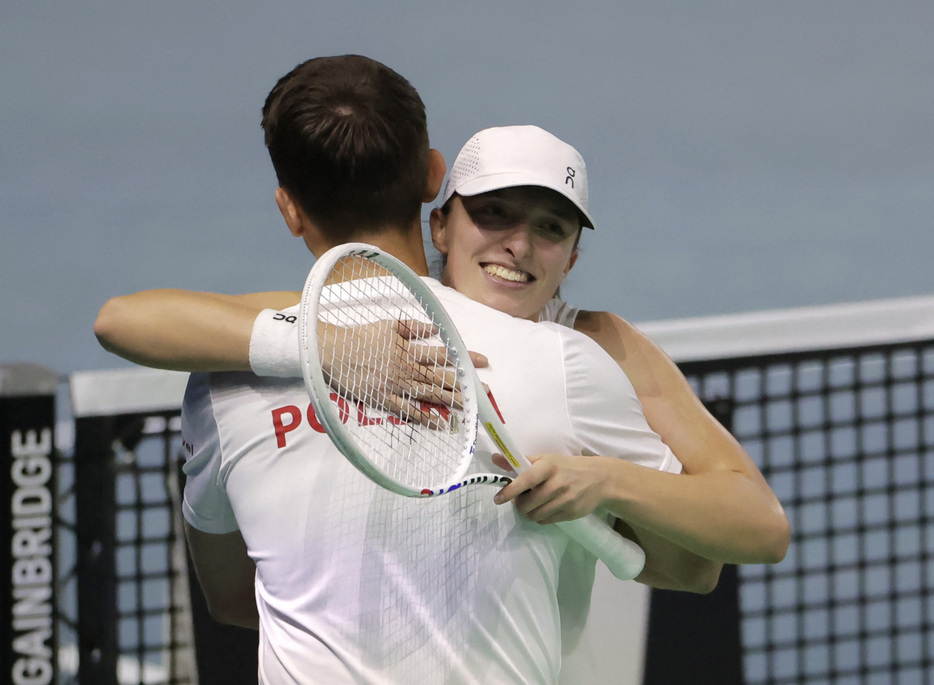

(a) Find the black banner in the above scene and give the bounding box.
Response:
[1,364,58,685]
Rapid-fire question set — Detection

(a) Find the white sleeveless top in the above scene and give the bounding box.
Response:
[539,298,580,328]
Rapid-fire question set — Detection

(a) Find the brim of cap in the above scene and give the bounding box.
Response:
[450,172,595,229]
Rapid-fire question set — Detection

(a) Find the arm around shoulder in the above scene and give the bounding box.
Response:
[94,289,299,372]
[575,310,790,565]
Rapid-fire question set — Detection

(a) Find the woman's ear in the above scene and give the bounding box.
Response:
[564,249,579,276]
[428,207,448,254]
[275,187,306,237]
[423,149,447,202]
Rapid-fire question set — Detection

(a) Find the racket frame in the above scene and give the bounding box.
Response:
[298,243,481,498]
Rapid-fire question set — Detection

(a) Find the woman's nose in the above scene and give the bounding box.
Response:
[502,224,532,257]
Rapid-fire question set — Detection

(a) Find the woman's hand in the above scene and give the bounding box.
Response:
[492,453,610,523]
[320,319,487,425]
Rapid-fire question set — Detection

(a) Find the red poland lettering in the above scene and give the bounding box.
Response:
[270,391,496,449]
[271,405,302,448]
[270,394,355,448]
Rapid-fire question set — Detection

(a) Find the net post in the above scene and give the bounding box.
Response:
[73,413,120,685]
[0,363,60,685]
[69,367,193,684]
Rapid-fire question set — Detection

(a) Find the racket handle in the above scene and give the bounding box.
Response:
[556,515,646,580]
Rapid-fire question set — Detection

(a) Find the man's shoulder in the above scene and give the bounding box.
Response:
[426,280,559,335]
[185,371,301,405]
[424,281,616,373]
[189,370,264,388]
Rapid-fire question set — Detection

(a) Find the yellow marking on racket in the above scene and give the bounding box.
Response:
[483,422,521,469]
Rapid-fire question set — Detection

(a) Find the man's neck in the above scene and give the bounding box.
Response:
[319,224,430,277]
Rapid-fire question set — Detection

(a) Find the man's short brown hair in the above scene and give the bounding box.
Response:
[261,55,430,241]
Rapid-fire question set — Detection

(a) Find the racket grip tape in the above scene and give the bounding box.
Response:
[555,516,646,580]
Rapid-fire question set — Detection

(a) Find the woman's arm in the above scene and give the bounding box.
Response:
[494,451,723,593]
[94,289,485,413]
[497,310,790,569]
[94,289,299,371]
[576,310,790,564]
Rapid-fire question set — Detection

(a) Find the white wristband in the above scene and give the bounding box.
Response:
[249,309,301,377]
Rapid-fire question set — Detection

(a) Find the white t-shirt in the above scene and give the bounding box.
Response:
[182,278,679,685]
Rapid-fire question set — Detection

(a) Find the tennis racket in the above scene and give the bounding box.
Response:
[297,242,646,580]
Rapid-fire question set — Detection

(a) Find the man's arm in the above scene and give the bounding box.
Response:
[613,518,722,593]
[184,522,258,629]
[180,372,260,628]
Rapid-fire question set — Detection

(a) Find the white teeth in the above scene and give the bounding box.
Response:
[484,265,529,282]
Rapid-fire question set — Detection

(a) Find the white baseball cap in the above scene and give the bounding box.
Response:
[441,125,595,229]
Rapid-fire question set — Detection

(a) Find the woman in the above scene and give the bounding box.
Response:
[95,126,789,588]
[428,126,788,573]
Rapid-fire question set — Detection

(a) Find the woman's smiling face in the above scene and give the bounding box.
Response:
[430,186,581,321]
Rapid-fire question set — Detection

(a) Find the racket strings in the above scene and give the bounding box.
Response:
[317,257,475,489]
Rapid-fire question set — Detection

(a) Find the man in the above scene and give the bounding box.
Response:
[100,55,690,683]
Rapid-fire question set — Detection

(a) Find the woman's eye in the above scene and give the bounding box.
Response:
[538,222,570,239]
[471,204,512,225]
